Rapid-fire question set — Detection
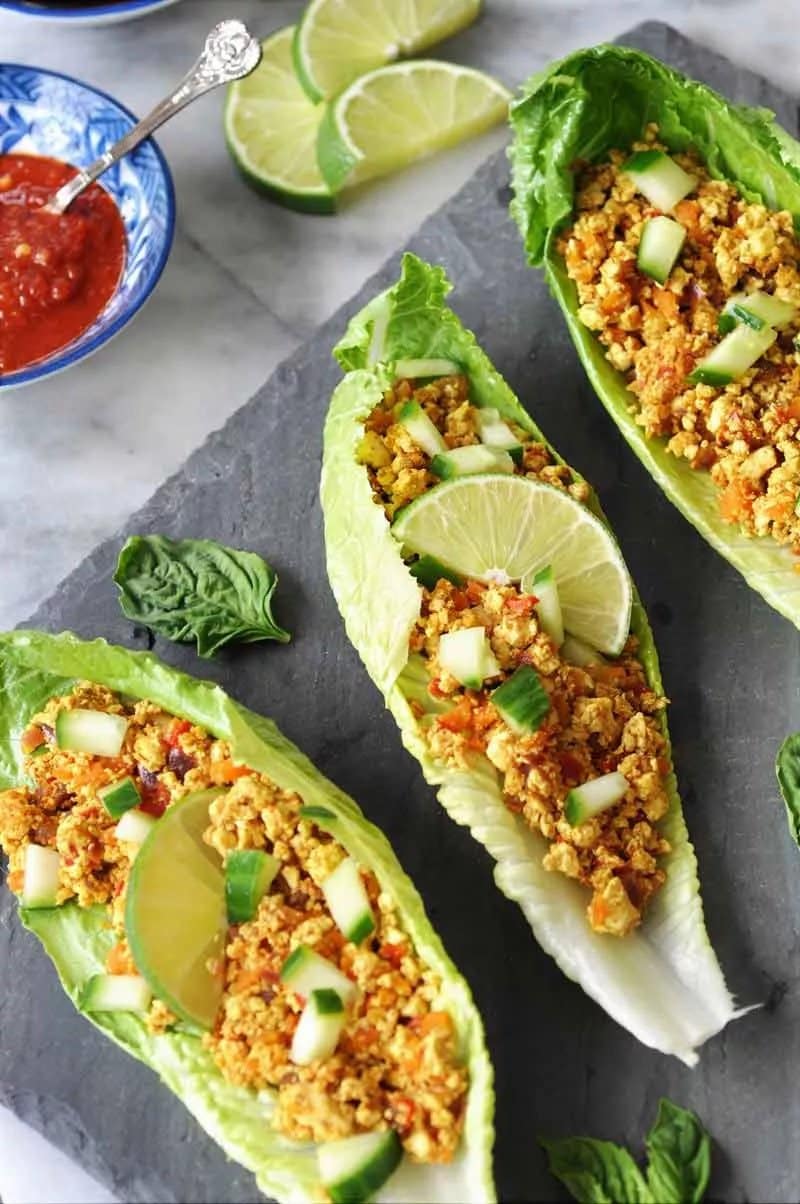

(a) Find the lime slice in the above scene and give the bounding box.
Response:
[392,475,633,655]
[317,60,510,192]
[126,789,226,1029]
[224,26,334,214]
[293,0,481,102]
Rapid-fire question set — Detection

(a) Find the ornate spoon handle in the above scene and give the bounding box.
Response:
[46,20,261,215]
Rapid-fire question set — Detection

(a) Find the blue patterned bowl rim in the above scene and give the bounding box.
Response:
[0,1,175,17]
[0,62,175,389]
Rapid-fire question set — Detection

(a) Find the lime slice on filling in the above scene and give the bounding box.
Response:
[317,60,510,192]
[224,25,334,214]
[392,475,633,656]
[126,789,226,1029]
[293,0,481,102]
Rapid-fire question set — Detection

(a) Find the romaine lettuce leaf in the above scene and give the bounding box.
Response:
[0,629,494,1204]
[509,44,800,627]
[322,252,736,1065]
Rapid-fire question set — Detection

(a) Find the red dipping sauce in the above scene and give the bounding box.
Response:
[0,153,127,376]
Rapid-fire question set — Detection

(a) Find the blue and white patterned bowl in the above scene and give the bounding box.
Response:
[0,63,175,389]
[0,1,182,25]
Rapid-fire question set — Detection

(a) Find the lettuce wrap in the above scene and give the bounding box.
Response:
[509,43,800,628]
[0,629,494,1204]
[321,252,736,1065]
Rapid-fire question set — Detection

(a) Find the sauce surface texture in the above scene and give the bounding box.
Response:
[0,154,126,375]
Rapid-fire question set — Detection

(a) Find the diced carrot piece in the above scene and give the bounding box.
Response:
[106,941,135,975]
[211,760,251,785]
[719,479,754,522]
[653,289,678,319]
[7,870,23,893]
[674,199,700,227]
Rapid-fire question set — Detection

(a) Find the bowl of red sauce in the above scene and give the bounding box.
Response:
[0,1,182,26]
[0,63,175,389]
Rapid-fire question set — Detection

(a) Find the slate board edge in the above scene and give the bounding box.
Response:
[4,20,793,1204]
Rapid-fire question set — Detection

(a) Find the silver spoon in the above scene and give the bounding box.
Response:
[46,19,262,216]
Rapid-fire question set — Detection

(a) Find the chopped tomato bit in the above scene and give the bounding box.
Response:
[506,594,539,615]
[166,718,191,748]
[379,942,408,967]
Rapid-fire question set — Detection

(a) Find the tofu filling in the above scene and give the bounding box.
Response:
[559,124,800,550]
[0,683,468,1164]
[361,378,672,938]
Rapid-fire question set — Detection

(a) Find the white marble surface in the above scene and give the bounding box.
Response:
[0,0,798,1199]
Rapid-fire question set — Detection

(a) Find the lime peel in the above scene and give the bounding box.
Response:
[224,25,334,214]
[293,0,482,102]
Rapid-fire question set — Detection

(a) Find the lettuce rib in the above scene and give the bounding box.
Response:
[0,629,495,1204]
[321,252,736,1065]
[509,43,800,627]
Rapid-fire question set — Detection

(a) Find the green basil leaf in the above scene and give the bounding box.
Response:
[776,732,800,846]
[645,1099,711,1204]
[540,1136,652,1204]
[114,535,290,658]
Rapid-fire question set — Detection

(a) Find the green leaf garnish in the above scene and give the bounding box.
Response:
[541,1099,711,1204]
[113,535,290,659]
[776,731,800,845]
[645,1099,711,1204]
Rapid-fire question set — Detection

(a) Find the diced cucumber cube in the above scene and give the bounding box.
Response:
[522,565,564,647]
[430,444,514,479]
[439,626,502,690]
[318,1130,403,1204]
[115,809,157,848]
[637,216,686,285]
[689,324,777,386]
[476,407,524,458]
[98,776,141,819]
[396,400,446,458]
[225,848,280,924]
[561,635,606,667]
[291,988,346,1066]
[564,771,630,826]
[22,843,60,909]
[393,358,461,379]
[82,973,152,1014]
[491,666,549,735]
[718,290,797,334]
[322,857,375,944]
[280,945,357,1004]
[623,149,695,211]
[409,554,463,590]
[55,708,128,757]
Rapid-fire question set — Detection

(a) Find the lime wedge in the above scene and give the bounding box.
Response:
[224,26,334,214]
[293,0,481,102]
[317,60,510,192]
[126,789,226,1029]
[392,475,633,655]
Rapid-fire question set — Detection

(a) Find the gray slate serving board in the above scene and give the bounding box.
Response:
[3,21,799,1203]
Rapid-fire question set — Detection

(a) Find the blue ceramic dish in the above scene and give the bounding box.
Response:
[0,63,175,389]
[0,1,181,25]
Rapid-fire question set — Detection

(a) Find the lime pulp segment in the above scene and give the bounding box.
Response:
[125,789,226,1029]
[293,0,482,102]
[392,474,633,655]
[317,59,510,191]
[224,25,333,213]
